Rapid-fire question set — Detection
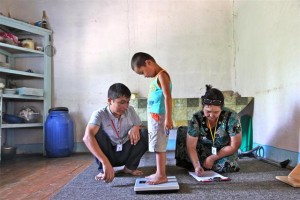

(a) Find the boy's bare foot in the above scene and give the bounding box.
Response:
[95,172,104,181]
[123,166,143,176]
[145,173,157,179]
[146,175,168,185]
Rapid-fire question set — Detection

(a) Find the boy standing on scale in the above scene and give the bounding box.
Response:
[131,52,173,185]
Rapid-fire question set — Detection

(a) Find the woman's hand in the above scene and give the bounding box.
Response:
[186,134,205,175]
[195,165,204,176]
[203,155,217,169]
[203,133,242,169]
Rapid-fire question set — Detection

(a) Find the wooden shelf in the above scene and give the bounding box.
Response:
[0,68,44,78]
[1,123,43,128]
[0,42,44,55]
[0,15,52,160]
[1,94,44,100]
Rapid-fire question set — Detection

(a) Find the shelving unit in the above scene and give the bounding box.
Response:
[0,15,52,161]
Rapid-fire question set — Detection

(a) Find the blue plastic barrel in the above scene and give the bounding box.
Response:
[45,107,74,157]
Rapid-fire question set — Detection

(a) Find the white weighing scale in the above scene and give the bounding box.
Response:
[134,176,179,194]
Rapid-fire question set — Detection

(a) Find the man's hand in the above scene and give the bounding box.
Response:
[101,162,115,183]
[83,124,115,183]
[128,126,140,145]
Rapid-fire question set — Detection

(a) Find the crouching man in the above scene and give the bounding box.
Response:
[83,83,148,183]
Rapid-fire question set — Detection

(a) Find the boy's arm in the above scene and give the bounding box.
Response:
[158,71,173,129]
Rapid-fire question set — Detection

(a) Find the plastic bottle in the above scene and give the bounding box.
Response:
[42,10,47,29]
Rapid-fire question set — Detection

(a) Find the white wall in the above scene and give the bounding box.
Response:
[234,0,300,164]
[0,0,233,151]
[1,0,299,165]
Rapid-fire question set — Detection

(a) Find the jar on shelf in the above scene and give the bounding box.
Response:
[20,38,35,49]
[0,82,4,94]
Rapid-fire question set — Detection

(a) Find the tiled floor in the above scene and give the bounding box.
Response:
[0,153,93,200]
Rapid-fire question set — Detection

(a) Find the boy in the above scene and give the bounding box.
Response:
[131,52,173,185]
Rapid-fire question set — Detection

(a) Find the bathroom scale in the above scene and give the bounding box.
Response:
[134,176,179,194]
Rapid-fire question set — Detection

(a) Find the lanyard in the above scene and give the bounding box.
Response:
[207,117,219,145]
[110,119,122,144]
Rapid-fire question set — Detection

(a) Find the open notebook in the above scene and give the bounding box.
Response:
[189,170,230,182]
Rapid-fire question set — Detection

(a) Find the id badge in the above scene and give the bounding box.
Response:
[116,144,123,152]
[212,146,217,155]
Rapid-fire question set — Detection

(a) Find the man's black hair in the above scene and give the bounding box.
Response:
[108,83,131,100]
[131,52,156,70]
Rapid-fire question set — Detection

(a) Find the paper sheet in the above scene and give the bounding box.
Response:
[188,170,230,182]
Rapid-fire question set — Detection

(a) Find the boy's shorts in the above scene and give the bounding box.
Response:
[148,113,169,152]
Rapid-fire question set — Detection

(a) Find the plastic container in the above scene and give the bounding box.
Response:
[17,87,44,97]
[21,38,35,49]
[45,107,74,157]
[3,113,25,124]
[3,88,17,94]
[1,145,17,160]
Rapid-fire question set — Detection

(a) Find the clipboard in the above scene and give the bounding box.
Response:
[189,170,230,182]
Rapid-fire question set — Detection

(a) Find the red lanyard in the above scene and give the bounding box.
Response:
[110,119,122,144]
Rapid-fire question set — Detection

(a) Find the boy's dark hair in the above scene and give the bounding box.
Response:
[201,84,224,107]
[108,83,131,100]
[131,52,156,70]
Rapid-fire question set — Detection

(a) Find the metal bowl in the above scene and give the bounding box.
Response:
[18,106,40,123]
[1,145,17,160]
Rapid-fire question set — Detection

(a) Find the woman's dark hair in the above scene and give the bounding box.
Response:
[108,83,131,100]
[131,52,156,70]
[201,84,224,107]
